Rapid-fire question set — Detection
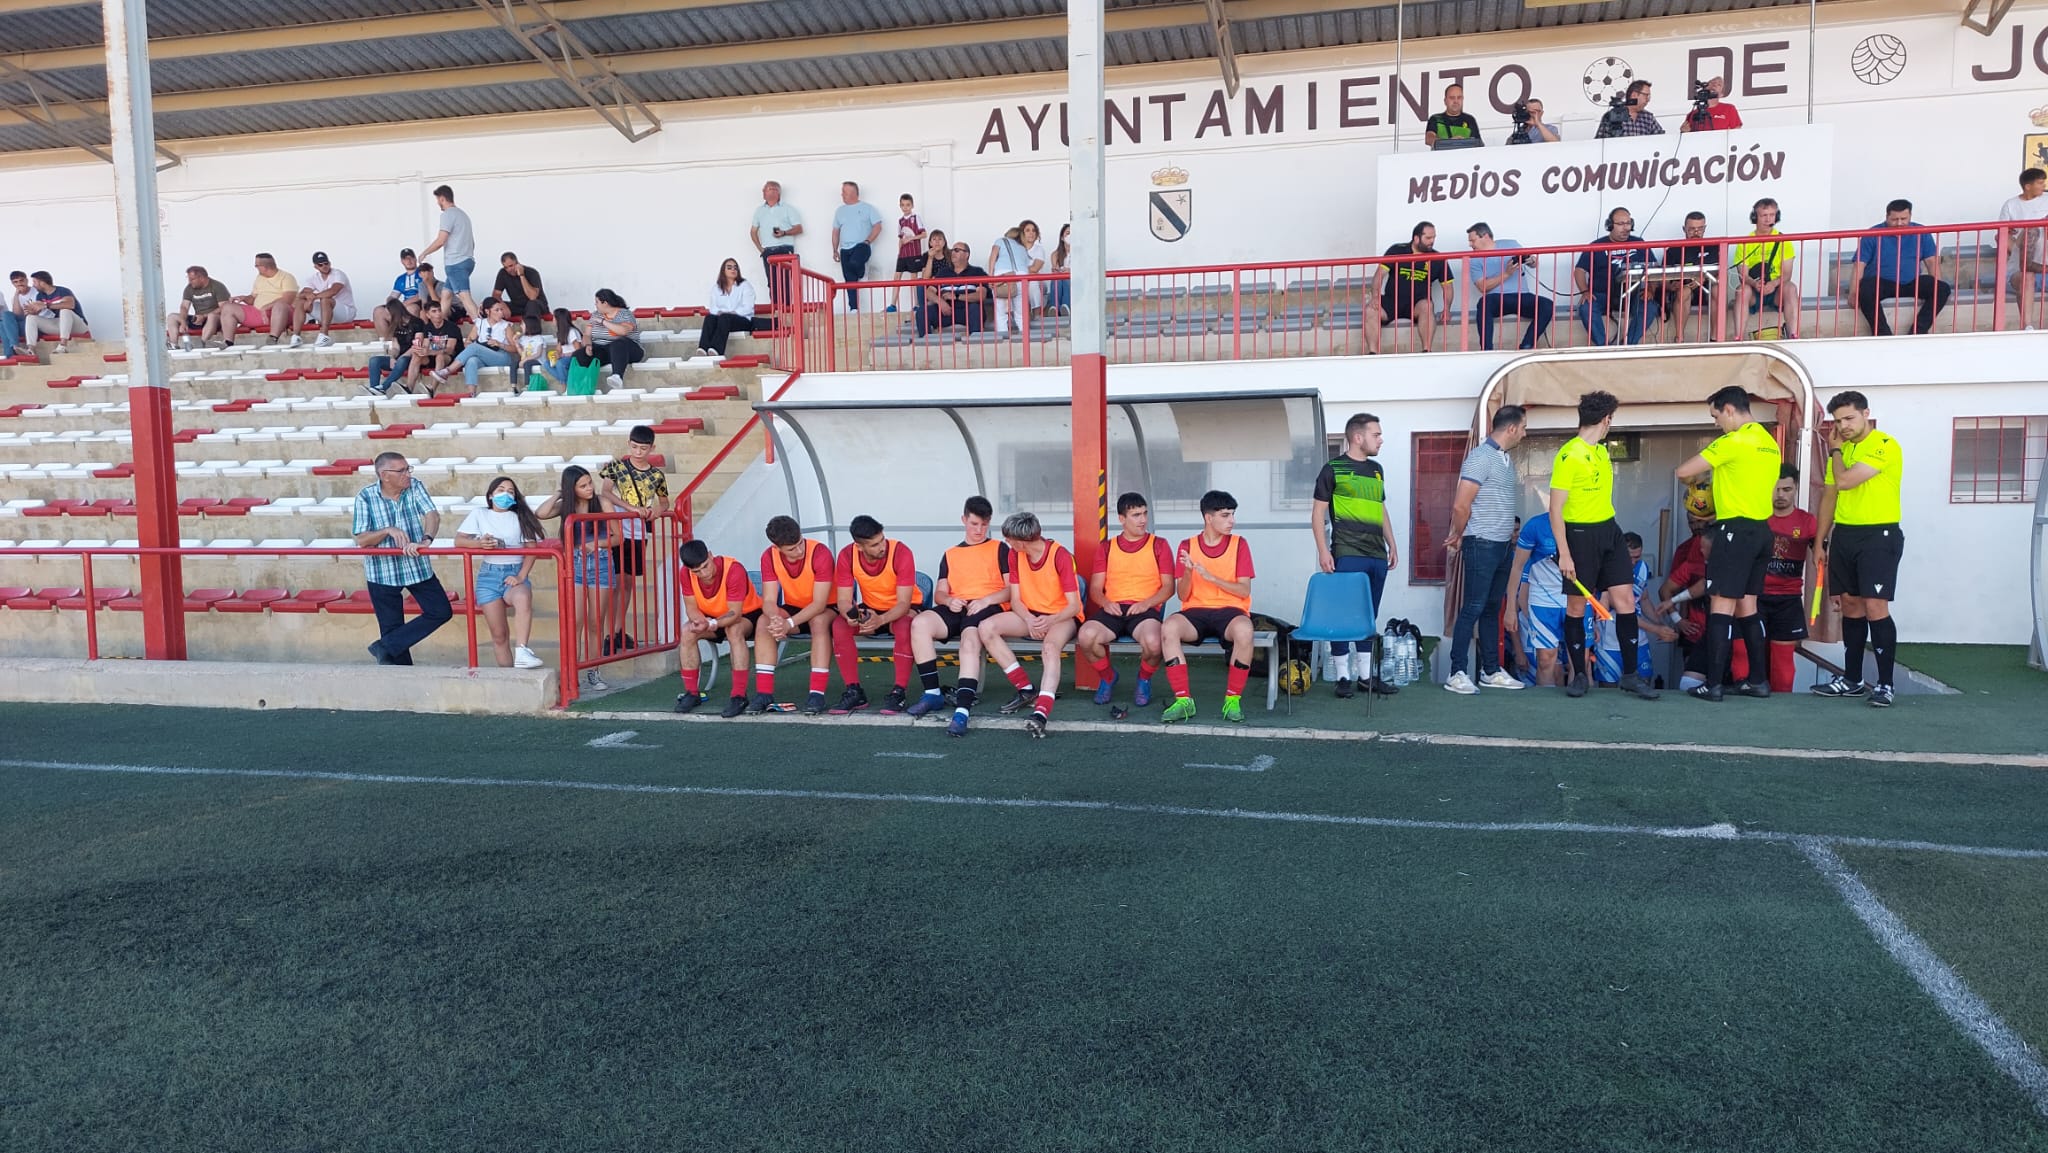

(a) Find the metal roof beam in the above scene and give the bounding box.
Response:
[0,58,179,167]
[472,0,660,142]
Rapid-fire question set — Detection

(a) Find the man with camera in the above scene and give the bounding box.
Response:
[1506,97,1561,145]
[1680,76,1743,132]
[1595,80,1664,138]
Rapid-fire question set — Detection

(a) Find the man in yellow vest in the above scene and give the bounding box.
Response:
[1550,391,1659,701]
[1813,390,1906,708]
[1675,385,1784,700]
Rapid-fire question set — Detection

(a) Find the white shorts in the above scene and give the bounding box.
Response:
[312,302,358,324]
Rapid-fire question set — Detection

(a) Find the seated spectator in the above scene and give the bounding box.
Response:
[1852,198,1952,336]
[887,193,925,313]
[2000,167,2048,328]
[492,252,549,323]
[166,265,233,350]
[441,297,517,390]
[918,242,990,336]
[1572,208,1661,345]
[23,271,85,356]
[700,257,757,357]
[366,298,426,395]
[456,475,547,670]
[1044,223,1073,316]
[297,251,357,348]
[519,307,583,390]
[583,288,645,388]
[1658,212,1720,341]
[1466,222,1552,351]
[913,228,951,314]
[1679,76,1743,132]
[416,262,450,314]
[230,252,301,347]
[1,270,27,360]
[1424,83,1482,148]
[514,315,554,389]
[1366,221,1451,354]
[407,299,464,394]
[988,221,1045,337]
[1730,198,1798,340]
[387,248,422,308]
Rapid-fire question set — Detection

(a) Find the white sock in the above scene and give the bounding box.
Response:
[1350,650,1372,680]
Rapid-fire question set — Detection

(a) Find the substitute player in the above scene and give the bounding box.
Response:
[977,513,1085,738]
[1550,390,1658,700]
[1310,412,1401,698]
[1761,465,1818,693]
[830,515,920,715]
[1076,492,1175,708]
[759,515,839,715]
[1813,390,1905,708]
[1161,490,1257,724]
[675,539,763,717]
[907,496,1012,724]
[1675,384,1782,701]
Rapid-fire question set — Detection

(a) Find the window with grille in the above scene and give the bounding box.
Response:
[1411,431,1471,584]
[1950,417,2046,504]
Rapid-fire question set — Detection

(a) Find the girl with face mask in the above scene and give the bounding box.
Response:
[456,475,548,668]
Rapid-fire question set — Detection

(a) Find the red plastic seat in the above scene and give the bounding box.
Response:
[103,352,127,363]
[0,586,33,606]
[183,587,235,612]
[21,505,64,518]
[632,307,660,318]
[54,587,128,610]
[225,496,270,508]
[67,504,110,517]
[205,505,249,517]
[265,370,303,382]
[271,589,343,614]
[34,586,82,602]
[171,428,209,443]
[107,596,145,612]
[92,463,134,479]
[48,498,86,509]
[323,590,377,615]
[216,588,287,613]
[5,593,54,610]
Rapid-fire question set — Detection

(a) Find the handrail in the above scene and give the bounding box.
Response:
[674,367,803,539]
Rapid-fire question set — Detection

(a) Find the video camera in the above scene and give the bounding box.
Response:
[1507,100,1533,145]
[1596,89,1631,138]
[1688,80,1714,128]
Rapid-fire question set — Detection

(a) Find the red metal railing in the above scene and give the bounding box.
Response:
[792,219,2048,371]
[555,509,687,703]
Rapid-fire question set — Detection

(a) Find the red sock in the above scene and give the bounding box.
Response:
[1138,660,1158,680]
[754,665,776,695]
[892,620,914,687]
[1004,662,1032,691]
[1769,642,1796,694]
[808,667,828,695]
[1034,692,1054,718]
[1165,662,1191,699]
[681,667,700,694]
[1091,654,1114,678]
[831,616,861,684]
[1225,662,1249,698]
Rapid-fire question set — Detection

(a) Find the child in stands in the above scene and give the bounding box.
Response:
[456,476,547,670]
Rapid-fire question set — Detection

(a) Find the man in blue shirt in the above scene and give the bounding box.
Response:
[1571,208,1660,345]
[831,181,885,313]
[351,451,452,665]
[1852,198,1952,336]
[1465,223,1553,350]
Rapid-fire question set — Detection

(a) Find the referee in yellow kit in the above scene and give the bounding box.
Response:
[1549,390,1659,700]
[1675,385,1784,701]
[1812,390,1905,708]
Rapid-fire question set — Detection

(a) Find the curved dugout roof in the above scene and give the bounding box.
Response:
[1,0,1828,157]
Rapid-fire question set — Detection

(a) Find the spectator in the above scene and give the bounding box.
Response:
[2000,167,2048,328]
[1761,464,1819,692]
[1423,83,1482,148]
[1466,223,1552,351]
[1509,97,1561,143]
[366,298,425,395]
[1045,223,1073,316]
[917,242,989,336]
[1853,199,1952,337]
[230,253,300,347]
[913,228,951,314]
[1572,208,1661,345]
[408,299,464,394]
[1680,76,1743,132]
[750,179,803,309]
[1507,481,1567,686]
[166,265,233,350]
[1595,79,1664,138]
[1441,404,1530,694]
[1658,211,1720,341]
[887,194,925,314]
[455,475,547,670]
[352,451,453,665]
[441,297,516,390]
[700,257,757,358]
[831,181,885,312]
[297,251,356,348]
[1366,221,1451,354]
[518,308,581,391]
[415,262,450,314]
[1311,412,1401,698]
[491,252,548,323]
[599,425,669,656]
[2,270,28,359]
[540,465,619,693]
[1730,198,1799,340]
[584,289,645,388]
[387,247,422,307]
[989,220,1047,337]
[23,271,86,356]
[417,184,479,318]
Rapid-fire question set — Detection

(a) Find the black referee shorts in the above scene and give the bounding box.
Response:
[1758,594,1807,642]
[1563,519,1632,594]
[1704,517,1770,600]
[1828,523,1904,601]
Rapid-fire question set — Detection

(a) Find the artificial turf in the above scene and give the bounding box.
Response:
[4,703,2047,1151]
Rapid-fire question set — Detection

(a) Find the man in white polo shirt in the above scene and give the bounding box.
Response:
[750,179,804,310]
[297,251,357,347]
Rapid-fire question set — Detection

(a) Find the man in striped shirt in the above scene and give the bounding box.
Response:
[1441,405,1529,694]
[352,451,452,665]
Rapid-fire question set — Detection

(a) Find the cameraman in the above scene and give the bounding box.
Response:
[1679,76,1743,132]
[1594,79,1664,139]
[1507,97,1561,144]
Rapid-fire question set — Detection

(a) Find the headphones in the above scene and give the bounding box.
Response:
[1604,208,1629,232]
[1751,198,1781,225]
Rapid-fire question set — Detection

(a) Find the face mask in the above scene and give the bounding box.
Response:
[491,492,517,510]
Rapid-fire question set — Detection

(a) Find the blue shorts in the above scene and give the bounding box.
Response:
[445,258,476,294]
[473,562,526,606]
[573,549,614,590]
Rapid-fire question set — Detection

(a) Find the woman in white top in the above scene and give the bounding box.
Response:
[442,297,517,389]
[456,475,548,668]
[700,257,757,357]
[987,219,1047,336]
[1044,223,1072,316]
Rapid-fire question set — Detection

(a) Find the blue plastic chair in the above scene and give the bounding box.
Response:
[915,571,935,606]
[1293,572,1380,712]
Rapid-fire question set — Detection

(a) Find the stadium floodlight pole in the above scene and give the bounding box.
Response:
[103,0,187,659]
[1069,0,1109,691]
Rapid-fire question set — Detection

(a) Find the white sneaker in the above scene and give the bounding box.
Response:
[1478,669,1526,690]
[514,646,543,669]
[315,333,333,347]
[583,669,608,691]
[288,334,303,348]
[1443,671,1479,695]
[604,373,623,390]
[54,343,69,355]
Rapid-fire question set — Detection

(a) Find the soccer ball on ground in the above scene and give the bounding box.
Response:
[1280,659,1313,697]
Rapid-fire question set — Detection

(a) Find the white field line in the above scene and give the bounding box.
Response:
[569,710,2048,770]
[4,757,2046,864]
[1797,837,2048,1119]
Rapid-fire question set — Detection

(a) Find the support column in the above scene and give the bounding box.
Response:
[1069,0,1109,689]
[104,0,185,658]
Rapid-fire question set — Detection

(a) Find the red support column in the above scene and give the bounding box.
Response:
[1070,352,1108,691]
[129,383,186,658]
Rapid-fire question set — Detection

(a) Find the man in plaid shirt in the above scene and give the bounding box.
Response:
[1596,80,1665,138]
[353,451,453,664]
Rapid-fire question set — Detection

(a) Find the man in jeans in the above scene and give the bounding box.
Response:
[831,181,884,312]
[353,451,453,665]
[750,180,803,309]
[1441,405,1529,694]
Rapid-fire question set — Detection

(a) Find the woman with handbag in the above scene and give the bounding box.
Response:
[986,221,1046,336]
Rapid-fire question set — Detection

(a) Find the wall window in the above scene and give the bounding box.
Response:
[1272,435,1341,511]
[1410,431,1470,584]
[1950,417,2046,504]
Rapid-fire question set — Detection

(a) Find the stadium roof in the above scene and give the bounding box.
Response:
[0,0,1824,158]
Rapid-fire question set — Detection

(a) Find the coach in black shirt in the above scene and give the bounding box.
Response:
[1424,84,1483,148]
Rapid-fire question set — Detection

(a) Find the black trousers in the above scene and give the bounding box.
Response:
[1855,275,1952,336]
[700,313,754,355]
[579,338,645,377]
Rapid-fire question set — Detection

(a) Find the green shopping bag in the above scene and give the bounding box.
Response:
[565,356,601,396]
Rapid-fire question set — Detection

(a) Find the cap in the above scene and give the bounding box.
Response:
[312,251,330,264]
[399,247,416,258]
